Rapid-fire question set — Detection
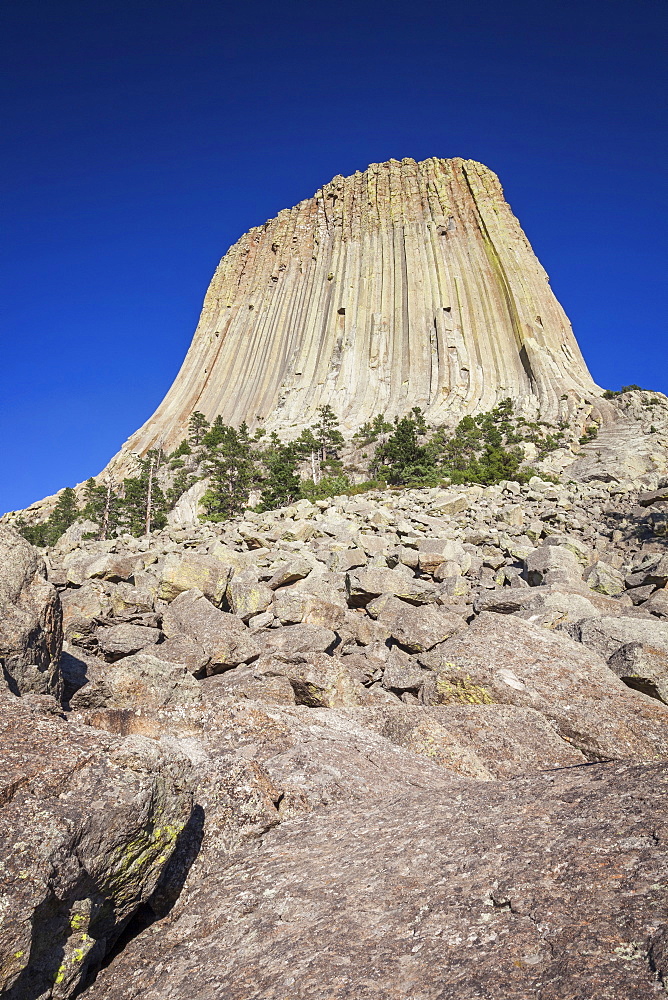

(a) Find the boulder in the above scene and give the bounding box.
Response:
[646,587,668,618]
[83,757,668,1000]
[201,666,297,706]
[0,698,193,998]
[95,622,161,660]
[569,615,668,661]
[608,642,668,703]
[417,537,468,575]
[227,578,274,621]
[257,623,337,657]
[0,525,62,697]
[525,544,583,586]
[585,560,625,596]
[267,556,313,589]
[346,566,438,606]
[156,634,210,675]
[69,652,202,710]
[351,703,585,778]
[60,581,112,645]
[419,612,668,760]
[380,648,429,693]
[376,597,464,652]
[158,551,230,605]
[162,589,261,671]
[255,653,376,708]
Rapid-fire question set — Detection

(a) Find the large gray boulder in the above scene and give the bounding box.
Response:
[162,588,261,670]
[569,615,668,661]
[0,697,194,999]
[69,651,202,710]
[0,525,62,697]
[84,753,668,1000]
[419,612,668,760]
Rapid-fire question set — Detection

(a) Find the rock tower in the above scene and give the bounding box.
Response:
[123,157,601,455]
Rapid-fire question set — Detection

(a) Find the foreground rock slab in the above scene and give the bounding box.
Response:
[86,761,668,999]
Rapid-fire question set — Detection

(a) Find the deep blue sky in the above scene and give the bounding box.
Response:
[1,0,666,513]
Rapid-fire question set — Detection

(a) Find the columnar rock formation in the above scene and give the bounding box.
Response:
[122,157,599,455]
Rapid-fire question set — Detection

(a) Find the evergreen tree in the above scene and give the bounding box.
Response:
[20,487,81,546]
[371,414,435,485]
[258,445,302,511]
[119,454,168,536]
[188,410,210,447]
[166,468,197,508]
[313,405,344,463]
[200,422,257,521]
[294,427,322,483]
[48,487,80,539]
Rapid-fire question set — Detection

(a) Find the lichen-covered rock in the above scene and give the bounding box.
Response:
[0,525,62,697]
[158,551,230,605]
[84,760,668,1000]
[585,559,626,595]
[0,697,193,999]
[420,612,668,759]
[226,578,274,621]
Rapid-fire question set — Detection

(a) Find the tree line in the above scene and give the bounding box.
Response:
[18,399,563,546]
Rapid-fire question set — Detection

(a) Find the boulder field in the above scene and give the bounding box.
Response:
[2,473,668,998]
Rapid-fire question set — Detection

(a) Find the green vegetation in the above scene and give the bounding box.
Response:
[19,487,81,546]
[602,385,643,399]
[18,398,570,546]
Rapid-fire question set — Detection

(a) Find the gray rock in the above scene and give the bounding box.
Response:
[153,634,210,675]
[96,622,161,660]
[420,612,668,760]
[346,566,438,605]
[0,525,62,697]
[267,556,313,589]
[608,642,668,703]
[585,560,625,596]
[0,698,193,998]
[376,597,464,652]
[162,589,261,671]
[227,578,274,620]
[646,588,668,618]
[525,544,583,586]
[69,651,202,709]
[257,623,337,657]
[570,614,668,661]
[83,757,668,1000]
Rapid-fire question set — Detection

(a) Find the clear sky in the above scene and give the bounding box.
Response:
[1,0,666,514]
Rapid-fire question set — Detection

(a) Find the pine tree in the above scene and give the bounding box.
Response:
[48,487,80,539]
[371,415,434,485]
[313,405,344,463]
[188,411,210,447]
[258,445,302,511]
[200,423,257,521]
[120,455,168,536]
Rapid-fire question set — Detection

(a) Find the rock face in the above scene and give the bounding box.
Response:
[83,759,668,1000]
[120,157,599,454]
[0,525,62,697]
